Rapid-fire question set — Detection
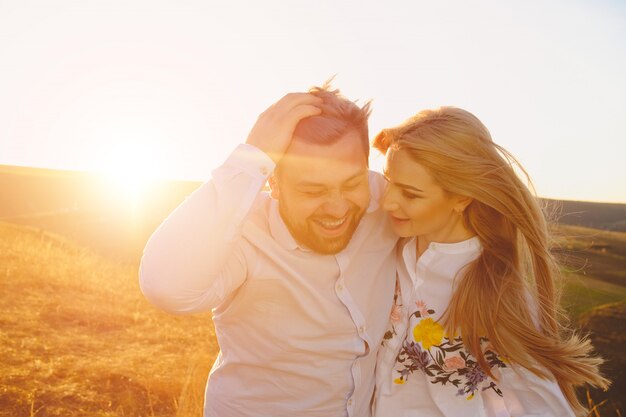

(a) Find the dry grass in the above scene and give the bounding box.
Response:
[0,222,216,417]
[1,220,623,416]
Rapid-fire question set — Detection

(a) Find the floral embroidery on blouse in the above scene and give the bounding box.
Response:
[382,277,403,346]
[393,301,506,400]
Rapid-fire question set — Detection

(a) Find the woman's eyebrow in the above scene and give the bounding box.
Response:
[395,182,424,193]
[385,175,424,193]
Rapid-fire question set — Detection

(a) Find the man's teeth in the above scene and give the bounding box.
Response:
[317,217,347,228]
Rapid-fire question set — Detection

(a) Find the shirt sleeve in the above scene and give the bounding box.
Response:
[495,364,576,417]
[139,144,275,314]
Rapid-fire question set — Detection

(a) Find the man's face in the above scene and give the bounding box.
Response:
[272,130,370,254]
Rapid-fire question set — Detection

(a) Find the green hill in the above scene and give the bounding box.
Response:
[580,301,626,417]
[554,224,626,311]
[553,224,626,416]
[543,198,626,232]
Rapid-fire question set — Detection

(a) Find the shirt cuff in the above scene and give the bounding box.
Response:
[223,144,276,179]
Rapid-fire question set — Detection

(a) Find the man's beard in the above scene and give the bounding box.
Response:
[278,204,365,255]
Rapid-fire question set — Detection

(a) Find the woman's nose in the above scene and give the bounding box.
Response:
[382,200,399,212]
[381,188,399,212]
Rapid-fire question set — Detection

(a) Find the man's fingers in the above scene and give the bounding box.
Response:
[245,91,324,164]
[288,104,322,121]
[275,92,323,112]
[258,93,321,122]
[262,95,322,127]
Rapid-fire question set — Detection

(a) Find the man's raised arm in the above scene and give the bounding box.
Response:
[139,93,321,314]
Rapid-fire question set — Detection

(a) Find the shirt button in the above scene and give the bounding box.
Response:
[347,398,353,406]
[336,283,344,291]
[358,325,365,334]
[260,167,269,176]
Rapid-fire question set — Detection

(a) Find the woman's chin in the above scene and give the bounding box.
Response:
[390,224,414,238]
[388,217,413,237]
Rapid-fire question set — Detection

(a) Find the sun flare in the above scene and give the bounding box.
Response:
[95,141,163,207]
[101,170,156,201]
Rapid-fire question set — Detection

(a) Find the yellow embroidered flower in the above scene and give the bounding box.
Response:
[394,378,405,385]
[467,393,475,400]
[412,318,444,349]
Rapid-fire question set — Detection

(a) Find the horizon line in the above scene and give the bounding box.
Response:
[1,162,625,206]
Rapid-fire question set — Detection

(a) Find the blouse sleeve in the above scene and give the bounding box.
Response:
[494,364,576,417]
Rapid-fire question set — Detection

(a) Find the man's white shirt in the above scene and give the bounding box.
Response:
[140,144,398,417]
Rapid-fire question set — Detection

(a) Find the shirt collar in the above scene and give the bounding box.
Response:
[365,170,382,214]
[423,236,482,254]
[269,199,304,251]
[269,170,380,252]
[401,236,482,287]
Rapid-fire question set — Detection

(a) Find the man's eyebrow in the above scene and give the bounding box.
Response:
[296,183,326,189]
[296,171,366,188]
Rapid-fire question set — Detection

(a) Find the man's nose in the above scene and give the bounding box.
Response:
[323,191,350,218]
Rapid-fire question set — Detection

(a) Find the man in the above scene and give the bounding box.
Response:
[140,84,397,417]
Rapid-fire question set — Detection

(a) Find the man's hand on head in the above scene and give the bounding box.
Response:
[246,93,322,164]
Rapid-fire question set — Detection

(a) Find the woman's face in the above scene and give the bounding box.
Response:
[382,148,468,242]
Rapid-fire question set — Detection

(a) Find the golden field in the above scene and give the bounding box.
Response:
[1,165,625,416]
[0,222,215,416]
[2,221,625,416]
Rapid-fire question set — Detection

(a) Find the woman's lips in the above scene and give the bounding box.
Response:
[389,214,409,225]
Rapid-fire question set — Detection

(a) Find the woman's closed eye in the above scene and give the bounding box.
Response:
[402,189,421,199]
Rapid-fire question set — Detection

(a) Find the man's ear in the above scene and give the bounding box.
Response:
[269,174,279,200]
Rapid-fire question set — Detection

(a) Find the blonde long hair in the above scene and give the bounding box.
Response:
[373,107,609,416]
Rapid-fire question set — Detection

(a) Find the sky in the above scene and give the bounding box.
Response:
[1,0,625,203]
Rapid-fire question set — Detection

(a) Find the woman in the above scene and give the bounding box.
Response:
[373,107,608,417]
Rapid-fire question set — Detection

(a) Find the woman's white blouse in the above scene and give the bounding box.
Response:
[374,237,575,417]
